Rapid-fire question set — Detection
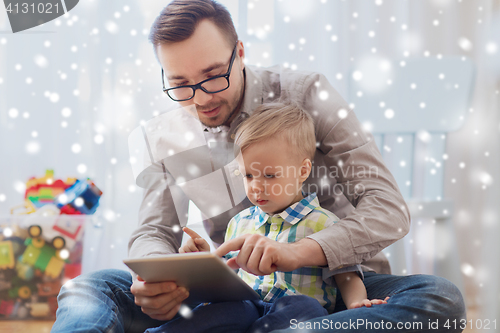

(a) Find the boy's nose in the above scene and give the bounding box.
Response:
[249,180,264,193]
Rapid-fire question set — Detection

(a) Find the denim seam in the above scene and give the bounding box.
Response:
[102,281,127,333]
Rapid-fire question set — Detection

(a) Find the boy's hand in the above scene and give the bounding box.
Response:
[348,297,390,309]
[179,227,211,253]
[130,276,189,320]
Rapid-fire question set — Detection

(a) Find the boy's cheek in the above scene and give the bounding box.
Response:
[242,181,250,195]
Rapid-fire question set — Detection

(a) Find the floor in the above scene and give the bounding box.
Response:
[0,320,54,333]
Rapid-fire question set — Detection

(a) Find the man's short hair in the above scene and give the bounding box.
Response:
[235,103,317,161]
[149,0,238,52]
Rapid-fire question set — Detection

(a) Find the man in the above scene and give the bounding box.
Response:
[51,1,466,332]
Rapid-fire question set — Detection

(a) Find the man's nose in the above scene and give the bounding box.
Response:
[193,88,213,106]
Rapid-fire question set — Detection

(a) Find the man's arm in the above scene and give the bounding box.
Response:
[128,181,187,261]
[299,72,411,271]
[128,178,191,321]
[215,69,409,274]
[290,238,327,266]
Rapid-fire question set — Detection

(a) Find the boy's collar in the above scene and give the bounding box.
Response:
[253,192,319,228]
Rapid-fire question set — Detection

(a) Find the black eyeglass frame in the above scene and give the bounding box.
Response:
[162,43,238,102]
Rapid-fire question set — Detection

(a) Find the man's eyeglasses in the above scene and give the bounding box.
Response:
[162,43,238,102]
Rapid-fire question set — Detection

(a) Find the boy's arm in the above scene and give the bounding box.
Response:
[334,272,389,309]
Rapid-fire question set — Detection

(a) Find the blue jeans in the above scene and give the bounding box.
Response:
[145,295,328,333]
[51,270,466,333]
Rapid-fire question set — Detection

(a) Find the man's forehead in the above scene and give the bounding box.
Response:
[166,61,227,81]
[159,44,231,80]
[157,19,234,80]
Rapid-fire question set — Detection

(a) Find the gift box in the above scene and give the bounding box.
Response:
[0,170,102,320]
[0,213,86,319]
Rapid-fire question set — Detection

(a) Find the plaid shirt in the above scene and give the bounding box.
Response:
[224,192,341,312]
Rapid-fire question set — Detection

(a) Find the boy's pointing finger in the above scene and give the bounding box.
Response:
[182,227,202,239]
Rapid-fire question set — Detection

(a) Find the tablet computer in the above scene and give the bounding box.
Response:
[123,252,260,303]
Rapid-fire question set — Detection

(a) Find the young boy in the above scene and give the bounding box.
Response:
[147,103,388,333]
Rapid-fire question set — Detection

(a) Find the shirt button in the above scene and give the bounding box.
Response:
[272,225,278,231]
[234,170,240,176]
[230,134,235,139]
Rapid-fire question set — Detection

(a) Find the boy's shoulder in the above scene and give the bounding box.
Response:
[292,193,340,224]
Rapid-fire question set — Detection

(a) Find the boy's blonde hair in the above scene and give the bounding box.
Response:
[234,103,316,161]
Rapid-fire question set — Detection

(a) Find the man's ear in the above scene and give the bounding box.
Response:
[237,40,245,70]
[300,158,312,181]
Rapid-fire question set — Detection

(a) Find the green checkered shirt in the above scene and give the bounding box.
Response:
[224,192,339,312]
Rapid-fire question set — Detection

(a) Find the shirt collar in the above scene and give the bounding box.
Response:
[227,66,264,134]
[240,66,263,117]
[251,192,320,229]
[203,125,230,134]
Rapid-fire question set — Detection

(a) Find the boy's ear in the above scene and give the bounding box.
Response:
[300,158,312,181]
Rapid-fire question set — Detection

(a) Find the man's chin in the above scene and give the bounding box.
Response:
[200,117,225,128]
[200,110,233,128]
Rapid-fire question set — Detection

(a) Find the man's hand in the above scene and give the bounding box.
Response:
[214,234,324,275]
[179,227,211,253]
[130,276,189,321]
